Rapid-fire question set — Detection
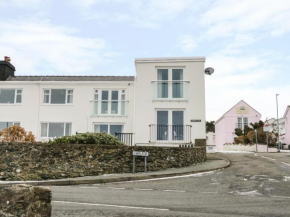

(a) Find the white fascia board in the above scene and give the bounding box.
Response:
[135,57,206,63]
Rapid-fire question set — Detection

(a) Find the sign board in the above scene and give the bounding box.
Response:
[191,119,201,122]
[133,151,149,157]
[263,120,271,132]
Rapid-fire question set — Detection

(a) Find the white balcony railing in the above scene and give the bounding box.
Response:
[91,100,129,116]
[151,81,189,100]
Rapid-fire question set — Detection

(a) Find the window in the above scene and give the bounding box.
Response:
[94,124,123,135]
[0,122,20,131]
[43,89,73,104]
[0,89,22,104]
[237,117,248,130]
[157,68,184,99]
[93,90,126,115]
[41,123,72,137]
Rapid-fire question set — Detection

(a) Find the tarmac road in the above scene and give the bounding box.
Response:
[52,152,290,217]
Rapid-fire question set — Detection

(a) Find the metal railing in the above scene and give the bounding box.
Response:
[151,81,189,100]
[149,124,192,143]
[115,133,134,146]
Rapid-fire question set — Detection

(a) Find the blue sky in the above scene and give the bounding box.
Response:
[0,0,289,121]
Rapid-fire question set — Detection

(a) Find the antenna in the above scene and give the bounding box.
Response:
[205,67,214,75]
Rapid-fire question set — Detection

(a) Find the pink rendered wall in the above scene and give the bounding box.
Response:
[215,101,261,151]
[285,110,290,145]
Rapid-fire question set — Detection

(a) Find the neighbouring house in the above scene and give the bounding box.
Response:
[268,117,286,144]
[214,100,261,151]
[0,57,208,146]
[206,132,215,152]
[283,106,290,145]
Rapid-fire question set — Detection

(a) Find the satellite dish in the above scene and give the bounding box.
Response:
[205,67,214,75]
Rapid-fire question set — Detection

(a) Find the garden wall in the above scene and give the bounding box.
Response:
[0,185,51,217]
[0,143,206,181]
[223,144,277,152]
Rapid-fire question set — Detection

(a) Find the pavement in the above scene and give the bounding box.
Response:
[51,152,290,217]
[0,154,230,186]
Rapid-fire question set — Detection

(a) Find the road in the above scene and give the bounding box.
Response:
[52,153,290,217]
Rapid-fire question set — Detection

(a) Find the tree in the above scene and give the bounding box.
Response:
[206,121,215,133]
[235,128,243,136]
[0,125,35,142]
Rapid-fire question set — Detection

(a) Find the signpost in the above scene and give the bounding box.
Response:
[263,119,271,153]
[132,151,149,173]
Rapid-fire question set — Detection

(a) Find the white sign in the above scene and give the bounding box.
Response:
[263,120,271,132]
[133,151,149,157]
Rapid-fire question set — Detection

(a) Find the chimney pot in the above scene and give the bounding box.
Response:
[4,56,11,62]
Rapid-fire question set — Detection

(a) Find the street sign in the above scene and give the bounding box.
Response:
[191,119,201,122]
[133,151,149,157]
[263,120,271,132]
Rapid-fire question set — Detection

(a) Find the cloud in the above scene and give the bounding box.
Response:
[178,35,198,51]
[200,0,290,38]
[0,19,119,75]
[0,0,42,8]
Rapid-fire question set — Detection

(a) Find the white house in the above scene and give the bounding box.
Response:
[0,57,208,146]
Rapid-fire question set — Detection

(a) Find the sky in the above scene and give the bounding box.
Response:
[0,0,289,121]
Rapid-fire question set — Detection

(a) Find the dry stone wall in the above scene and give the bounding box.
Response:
[0,185,51,217]
[0,143,206,181]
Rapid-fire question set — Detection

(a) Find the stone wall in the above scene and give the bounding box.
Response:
[0,143,206,181]
[0,185,51,217]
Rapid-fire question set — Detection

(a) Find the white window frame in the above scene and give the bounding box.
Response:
[43,89,74,104]
[93,89,126,116]
[0,89,22,104]
[40,122,72,138]
[237,117,248,130]
[0,122,20,131]
[93,123,124,135]
[155,67,187,100]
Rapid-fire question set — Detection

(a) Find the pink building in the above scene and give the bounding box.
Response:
[283,106,290,145]
[214,100,261,151]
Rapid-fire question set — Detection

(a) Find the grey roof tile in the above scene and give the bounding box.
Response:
[6,76,135,82]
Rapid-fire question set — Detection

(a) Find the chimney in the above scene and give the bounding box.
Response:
[0,56,15,81]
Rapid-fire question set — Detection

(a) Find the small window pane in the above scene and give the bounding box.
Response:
[44,90,50,94]
[93,101,98,115]
[0,122,9,131]
[16,95,22,103]
[111,101,118,114]
[41,123,48,137]
[102,91,109,100]
[94,124,108,133]
[51,89,66,104]
[44,95,49,103]
[172,69,183,80]
[121,101,126,115]
[110,125,123,135]
[67,95,73,103]
[121,95,125,100]
[101,101,108,114]
[13,122,20,126]
[68,90,73,94]
[0,89,15,103]
[65,123,71,136]
[17,90,22,94]
[111,91,118,100]
[48,123,65,137]
[157,69,168,80]
[94,93,98,100]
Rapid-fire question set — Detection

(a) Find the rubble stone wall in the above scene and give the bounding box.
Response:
[0,143,206,181]
[0,185,51,217]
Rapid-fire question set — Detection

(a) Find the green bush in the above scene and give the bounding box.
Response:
[48,132,124,145]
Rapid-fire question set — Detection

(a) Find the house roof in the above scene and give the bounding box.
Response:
[5,76,135,82]
[283,105,290,119]
[214,100,261,125]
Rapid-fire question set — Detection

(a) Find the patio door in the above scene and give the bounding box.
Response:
[157,110,184,142]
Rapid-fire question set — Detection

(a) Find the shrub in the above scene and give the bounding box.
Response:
[49,132,124,145]
[235,128,243,136]
[0,125,36,142]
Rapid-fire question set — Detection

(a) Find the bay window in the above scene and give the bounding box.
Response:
[93,90,126,116]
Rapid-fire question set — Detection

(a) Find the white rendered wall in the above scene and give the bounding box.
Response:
[134,59,206,145]
[0,81,135,141]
